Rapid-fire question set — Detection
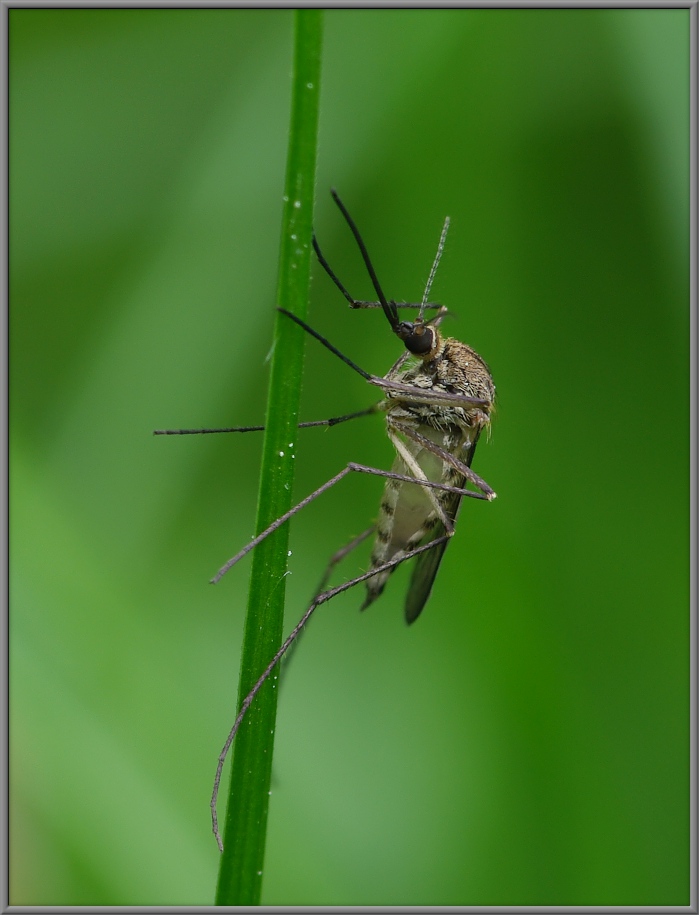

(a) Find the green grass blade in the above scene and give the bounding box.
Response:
[214,9,323,906]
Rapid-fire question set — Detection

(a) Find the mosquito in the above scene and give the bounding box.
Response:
[155,189,497,850]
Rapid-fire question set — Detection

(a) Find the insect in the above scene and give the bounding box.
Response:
[155,190,497,849]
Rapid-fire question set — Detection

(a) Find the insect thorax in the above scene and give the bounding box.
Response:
[385,335,495,440]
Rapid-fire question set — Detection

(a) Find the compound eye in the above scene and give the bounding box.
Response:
[404,325,434,356]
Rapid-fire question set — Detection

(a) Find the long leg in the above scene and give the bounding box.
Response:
[211,462,487,584]
[390,420,496,500]
[314,525,376,595]
[279,525,375,684]
[211,531,450,852]
[153,405,379,436]
[368,375,491,409]
[313,235,442,313]
[155,299,483,438]
[278,308,492,412]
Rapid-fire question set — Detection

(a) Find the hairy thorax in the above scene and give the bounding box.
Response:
[385,335,496,437]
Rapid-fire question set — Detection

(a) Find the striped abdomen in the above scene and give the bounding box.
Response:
[361,425,469,616]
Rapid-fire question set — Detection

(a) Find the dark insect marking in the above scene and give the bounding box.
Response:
[406,517,438,549]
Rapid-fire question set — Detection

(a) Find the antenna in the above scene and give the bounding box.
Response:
[419,216,450,322]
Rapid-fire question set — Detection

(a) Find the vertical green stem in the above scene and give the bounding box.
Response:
[214,10,323,906]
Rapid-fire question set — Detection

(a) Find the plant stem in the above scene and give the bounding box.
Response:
[214,10,323,906]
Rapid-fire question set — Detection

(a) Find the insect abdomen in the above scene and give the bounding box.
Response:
[360,431,447,612]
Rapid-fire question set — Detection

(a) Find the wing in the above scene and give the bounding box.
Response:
[403,504,458,625]
[403,441,478,625]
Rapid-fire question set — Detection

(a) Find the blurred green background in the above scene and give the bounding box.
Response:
[10,8,690,907]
